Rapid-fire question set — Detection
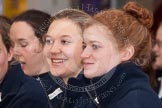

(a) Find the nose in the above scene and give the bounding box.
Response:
[153,44,159,52]
[81,47,91,59]
[13,45,21,56]
[49,42,62,54]
[13,45,22,61]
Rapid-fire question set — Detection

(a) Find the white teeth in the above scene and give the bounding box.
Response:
[52,59,64,63]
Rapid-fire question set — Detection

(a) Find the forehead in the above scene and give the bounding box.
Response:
[84,24,114,42]
[47,19,82,38]
[10,21,36,40]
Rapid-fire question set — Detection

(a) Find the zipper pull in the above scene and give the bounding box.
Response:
[95,97,99,104]
[36,77,40,81]
[0,92,2,102]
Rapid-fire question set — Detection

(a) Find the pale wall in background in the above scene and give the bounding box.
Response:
[27,0,70,15]
[0,0,2,14]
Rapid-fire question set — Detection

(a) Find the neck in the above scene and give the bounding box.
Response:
[63,68,82,85]
[37,60,50,75]
[34,54,50,76]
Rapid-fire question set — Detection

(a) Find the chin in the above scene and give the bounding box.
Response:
[51,69,65,77]
[84,70,93,79]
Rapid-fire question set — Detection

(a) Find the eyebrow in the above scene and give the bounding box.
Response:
[43,34,51,38]
[61,35,72,38]
[17,38,27,42]
[44,34,72,38]
[89,40,101,44]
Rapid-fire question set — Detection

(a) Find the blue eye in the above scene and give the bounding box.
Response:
[45,38,54,45]
[92,44,100,50]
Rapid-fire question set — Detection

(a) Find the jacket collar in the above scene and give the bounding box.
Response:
[88,61,149,104]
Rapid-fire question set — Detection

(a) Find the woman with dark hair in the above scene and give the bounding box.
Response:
[0,16,50,108]
[9,10,56,107]
[10,10,50,76]
[152,3,162,99]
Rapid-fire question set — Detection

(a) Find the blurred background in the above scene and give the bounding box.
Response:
[0,0,161,19]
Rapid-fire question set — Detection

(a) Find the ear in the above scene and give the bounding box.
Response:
[120,45,134,61]
[8,48,13,62]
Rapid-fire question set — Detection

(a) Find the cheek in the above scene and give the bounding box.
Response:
[43,46,50,57]
[65,46,83,71]
[98,50,119,69]
[26,46,38,53]
[17,46,31,55]
[66,43,83,57]
[0,57,6,65]
[19,49,37,62]
[22,46,40,56]
[156,50,162,63]
[157,54,162,62]
[0,56,8,74]
[24,42,41,54]
[160,49,162,55]
[72,45,83,61]
[98,55,111,69]
[18,49,31,59]
[98,50,113,62]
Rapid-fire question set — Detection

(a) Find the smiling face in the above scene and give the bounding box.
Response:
[44,19,83,81]
[81,24,122,78]
[0,35,13,83]
[153,24,162,69]
[10,21,48,76]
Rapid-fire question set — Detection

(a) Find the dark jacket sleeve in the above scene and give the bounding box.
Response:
[6,80,50,108]
[112,89,162,108]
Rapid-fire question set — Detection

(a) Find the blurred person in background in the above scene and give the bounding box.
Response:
[9,10,57,107]
[0,15,50,108]
[152,3,162,99]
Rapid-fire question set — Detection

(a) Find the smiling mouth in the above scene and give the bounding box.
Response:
[50,58,68,65]
[51,59,66,63]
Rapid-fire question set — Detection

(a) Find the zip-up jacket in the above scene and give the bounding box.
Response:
[0,64,50,108]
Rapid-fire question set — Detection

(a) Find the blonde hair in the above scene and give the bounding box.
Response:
[51,9,92,33]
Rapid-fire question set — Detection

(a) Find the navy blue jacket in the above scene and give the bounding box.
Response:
[46,74,76,108]
[70,62,162,108]
[0,64,50,108]
[34,72,64,108]
[48,71,91,108]
[59,72,95,108]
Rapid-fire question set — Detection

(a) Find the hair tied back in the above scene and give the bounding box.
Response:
[123,2,153,28]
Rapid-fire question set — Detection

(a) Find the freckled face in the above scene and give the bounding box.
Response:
[81,25,122,78]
